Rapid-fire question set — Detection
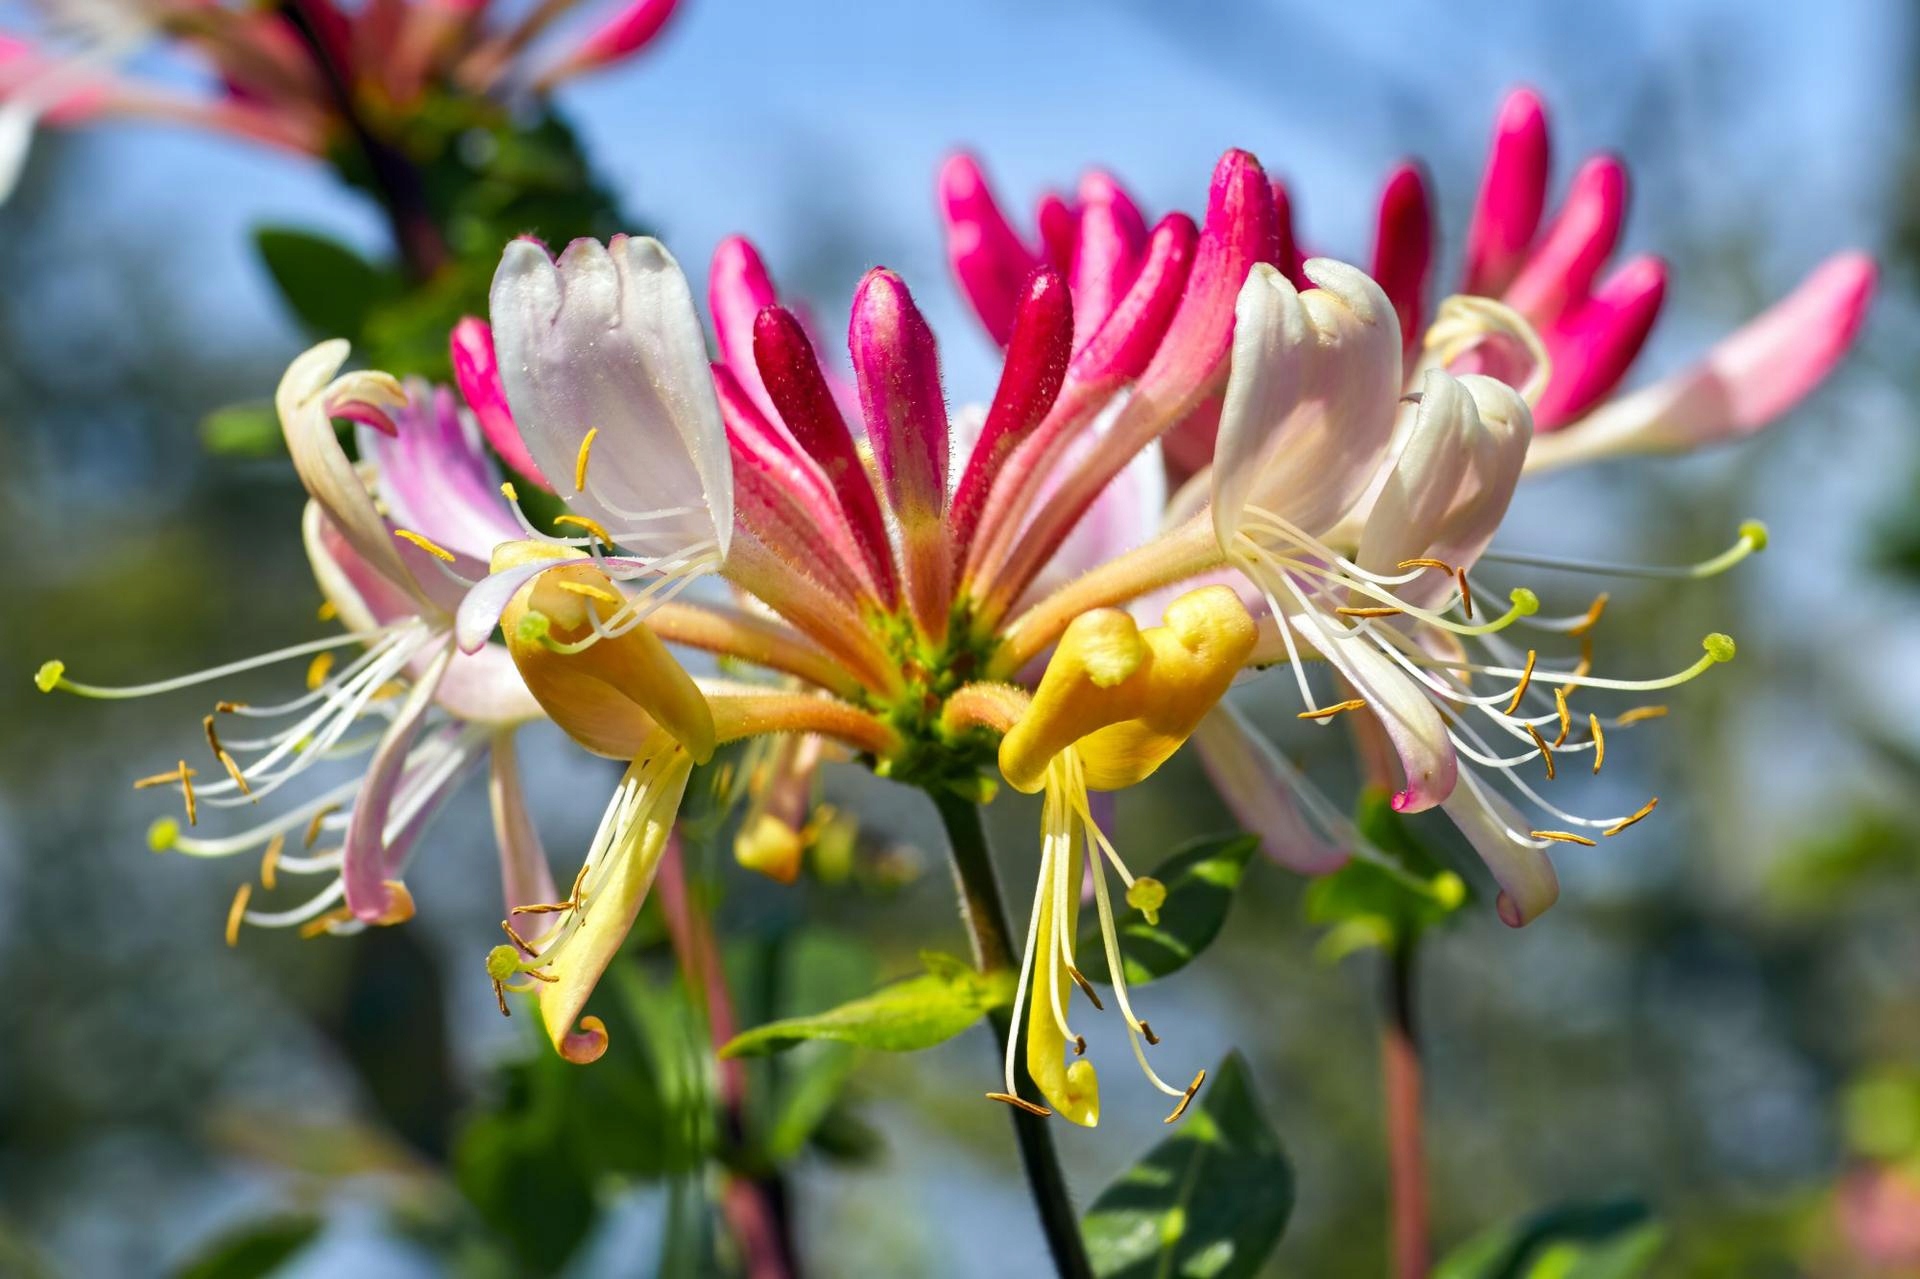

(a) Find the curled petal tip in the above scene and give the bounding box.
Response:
[559,1015,610,1064]
[1496,890,1527,928]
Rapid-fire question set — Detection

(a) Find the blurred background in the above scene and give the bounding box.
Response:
[3,0,1918,1274]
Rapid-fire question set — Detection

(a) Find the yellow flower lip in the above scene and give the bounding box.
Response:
[998,585,1257,794]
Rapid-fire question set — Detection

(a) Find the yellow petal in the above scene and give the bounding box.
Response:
[1025,831,1099,1127]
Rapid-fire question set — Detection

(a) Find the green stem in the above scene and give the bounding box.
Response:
[930,789,1095,1279]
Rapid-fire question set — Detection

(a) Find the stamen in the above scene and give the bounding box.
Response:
[552,513,615,546]
[259,833,284,890]
[1139,1021,1160,1046]
[986,1092,1052,1117]
[306,652,335,690]
[1529,830,1597,846]
[133,764,196,790]
[180,760,198,826]
[1337,606,1403,618]
[1066,965,1105,1011]
[1590,713,1606,773]
[394,528,457,562]
[1569,593,1610,637]
[574,427,598,493]
[1552,687,1572,747]
[1478,523,1768,580]
[1525,725,1556,780]
[1298,698,1368,721]
[1456,568,1475,619]
[1502,650,1538,714]
[316,600,338,623]
[1164,1070,1206,1124]
[1073,1035,1087,1056]
[1604,797,1659,836]
[304,804,339,850]
[225,883,251,946]
[501,480,519,503]
[214,700,248,714]
[203,716,253,797]
[297,906,355,938]
[556,580,621,606]
[1615,705,1669,725]
[1397,557,1458,576]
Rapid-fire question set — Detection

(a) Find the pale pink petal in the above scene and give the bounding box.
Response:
[342,641,454,921]
[362,381,520,563]
[1525,251,1877,472]
[1298,612,1458,814]
[490,730,559,927]
[1442,772,1560,927]
[1190,703,1348,875]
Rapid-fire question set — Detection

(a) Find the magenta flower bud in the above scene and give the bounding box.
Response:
[939,153,1044,346]
[1270,178,1308,288]
[1463,87,1551,296]
[1369,161,1434,356]
[1504,153,1628,327]
[450,316,551,490]
[850,267,952,637]
[1035,190,1077,273]
[1067,170,1149,347]
[1059,212,1198,417]
[543,0,680,82]
[951,268,1075,560]
[709,234,780,423]
[754,304,899,605]
[1535,254,1667,428]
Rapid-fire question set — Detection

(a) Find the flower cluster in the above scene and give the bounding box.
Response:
[45,89,1874,1126]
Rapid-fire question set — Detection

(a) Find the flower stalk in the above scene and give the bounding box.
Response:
[931,789,1094,1279]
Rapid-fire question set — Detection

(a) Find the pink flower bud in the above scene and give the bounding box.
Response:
[1504,153,1628,327]
[709,234,780,424]
[1369,161,1434,357]
[1067,170,1148,347]
[546,0,679,81]
[450,316,551,489]
[1534,254,1666,428]
[1462,87,1550,296]
[938,153,1044,347]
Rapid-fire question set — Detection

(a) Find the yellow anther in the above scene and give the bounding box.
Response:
[986,1092,1053,1118]
[259,833,284,891]
[316,599,338,623]
[1552,687,1572,748]
[1604,797,1659,837]
[1456,567,1475,619]
[34,660,65,693]
[1615,705,1668,726]
[1336,606,1403,618]
[1297,698,1367,722]
[1530,830,1596,847]
[180,759,197,826]
[1073,1035,1087,1057]
[1568,592,1610,638]
[555,579,622,606]
[204,715,252,796]
[1139,1021,1160,1046]
[1525,725,1556,780]
[225,883,252,947]
[500,480,518,503]
[1573,635,1594,679]
[394,528,457,562]
[305,652,335,691]
[1590,713,1606,773]
[298,906,353,939]
[574,427,598,493]
[552,513,615,546]
[735,812,805,884]
[1397,557,1458,575]
[1164,1069,1207,1124]
[1502,649,1538,715]
[214,700,248,714]
[133,764,196,790]
[304,804,339,850]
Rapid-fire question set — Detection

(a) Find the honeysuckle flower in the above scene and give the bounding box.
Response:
[38,354,550,942]
[939,90,1875,488]
[0,0,683,198]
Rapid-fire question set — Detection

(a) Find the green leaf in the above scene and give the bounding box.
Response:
[254,227,399,341]
[1081,1052,1292,1279]
[171,1215,321,1279]
[1303,788,1467,957]
[719,952,1013,1058]
[199,402,283,459]
[1435,1200,1662,1279]
[1077,834,1258,986]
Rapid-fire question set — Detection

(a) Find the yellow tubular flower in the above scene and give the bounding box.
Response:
[494,540,716,763]
[992,586,1255,1126]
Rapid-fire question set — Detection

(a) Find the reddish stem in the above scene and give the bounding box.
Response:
[1383,939,1429,1279]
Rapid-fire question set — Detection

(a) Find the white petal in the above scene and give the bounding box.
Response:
[490,236,733,561]
[1442,771,1560,927]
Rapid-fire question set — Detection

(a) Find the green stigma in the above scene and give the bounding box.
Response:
[1430,871,1467,910]
[486,945,525,982]
[1507,588,1539,616]
[147,818,179,852]
[1703,633,1737,663]
[1739,520,1769,552]
[34,660,65,693]
[515,610,553,647]
[1127,876,1167,926]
